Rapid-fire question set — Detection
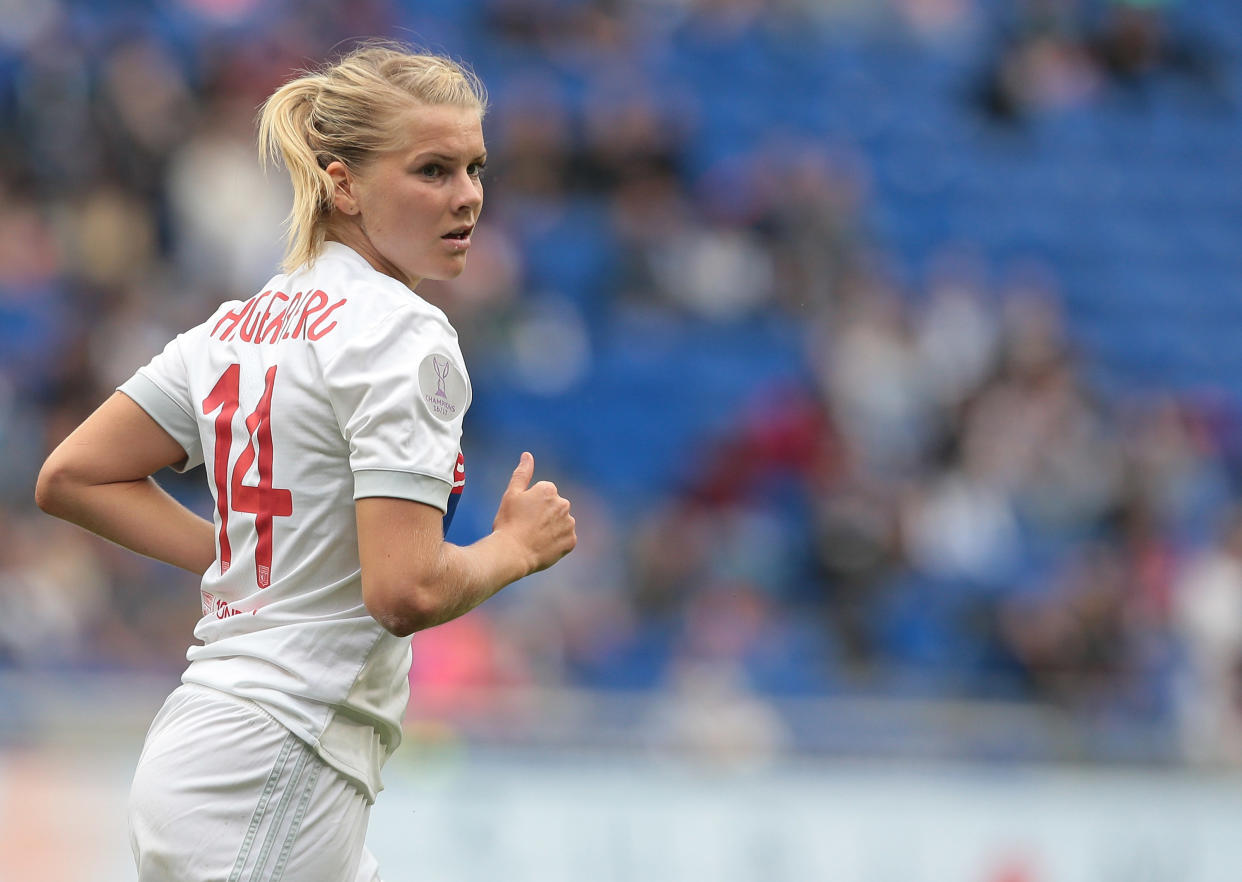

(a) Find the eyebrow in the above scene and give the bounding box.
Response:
[413,151,488,164]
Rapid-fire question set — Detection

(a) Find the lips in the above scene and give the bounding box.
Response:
[442,225,473,240]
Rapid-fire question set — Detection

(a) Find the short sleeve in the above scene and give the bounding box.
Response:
[322,306,471,512]
[117,331,205,473]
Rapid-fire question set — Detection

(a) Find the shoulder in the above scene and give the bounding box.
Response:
[292,249,464,386]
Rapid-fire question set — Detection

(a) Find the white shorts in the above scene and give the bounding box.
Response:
[129,684,382,882]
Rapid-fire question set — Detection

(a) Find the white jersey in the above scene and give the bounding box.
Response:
[118,242,471,801]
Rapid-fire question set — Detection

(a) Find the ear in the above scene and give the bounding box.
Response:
[324,160,361,216]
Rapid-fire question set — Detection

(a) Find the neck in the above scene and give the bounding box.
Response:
[324,219,419,289]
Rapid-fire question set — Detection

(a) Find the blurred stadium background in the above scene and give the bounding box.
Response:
[5,0,1242,879]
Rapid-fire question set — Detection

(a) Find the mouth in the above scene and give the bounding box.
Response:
[441,225,474,241]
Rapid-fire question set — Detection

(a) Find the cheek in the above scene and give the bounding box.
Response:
[394,188,439,227]
[372,190,427,237]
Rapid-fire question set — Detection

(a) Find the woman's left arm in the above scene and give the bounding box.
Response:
[35,392,216,574]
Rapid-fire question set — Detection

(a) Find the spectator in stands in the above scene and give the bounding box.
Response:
[1173,508,1242,764]
[976,0,1227,123]
[1086,0,1227,99]
[974,0,1101,123]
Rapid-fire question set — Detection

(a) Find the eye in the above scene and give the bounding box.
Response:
[468,161,487,179]
[418,164,444,179]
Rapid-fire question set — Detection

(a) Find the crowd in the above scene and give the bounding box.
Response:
[2,0,1241,765]
[975,0,1228,123]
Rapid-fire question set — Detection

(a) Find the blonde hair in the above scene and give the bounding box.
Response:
[258,43,488,272]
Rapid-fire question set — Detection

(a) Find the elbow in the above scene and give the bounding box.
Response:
[34,458,72,518]
[372,606,422,639]
[363,579,442,638]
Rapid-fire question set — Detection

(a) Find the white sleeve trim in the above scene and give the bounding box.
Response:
[353,469,451,512]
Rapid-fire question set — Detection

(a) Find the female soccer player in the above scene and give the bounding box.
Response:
[34,44,576,881]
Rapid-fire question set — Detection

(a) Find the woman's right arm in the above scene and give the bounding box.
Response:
[34,392,217,574]
[355,452,575,636]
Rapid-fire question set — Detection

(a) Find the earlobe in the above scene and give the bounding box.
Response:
[324,160,360,216]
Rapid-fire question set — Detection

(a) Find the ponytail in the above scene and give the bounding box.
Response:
[258,77,335,273]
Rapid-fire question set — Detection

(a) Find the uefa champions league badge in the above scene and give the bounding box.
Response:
[418,353,467,421]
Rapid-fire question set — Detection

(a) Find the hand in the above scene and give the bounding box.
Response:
[492,452,577,576]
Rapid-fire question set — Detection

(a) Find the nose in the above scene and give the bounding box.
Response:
[453,169,483,216]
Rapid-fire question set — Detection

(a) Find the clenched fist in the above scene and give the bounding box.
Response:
[492,451,576,576]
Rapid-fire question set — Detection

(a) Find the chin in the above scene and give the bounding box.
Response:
[423,262,469,282]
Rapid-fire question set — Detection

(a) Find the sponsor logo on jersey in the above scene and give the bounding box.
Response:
[418,354,467,421]
[215,598,246,619]
[202,590,255,619]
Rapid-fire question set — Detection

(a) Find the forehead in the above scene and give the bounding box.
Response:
[387,103,485,158]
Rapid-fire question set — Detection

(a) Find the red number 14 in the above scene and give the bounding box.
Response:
[202,364,293,588]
